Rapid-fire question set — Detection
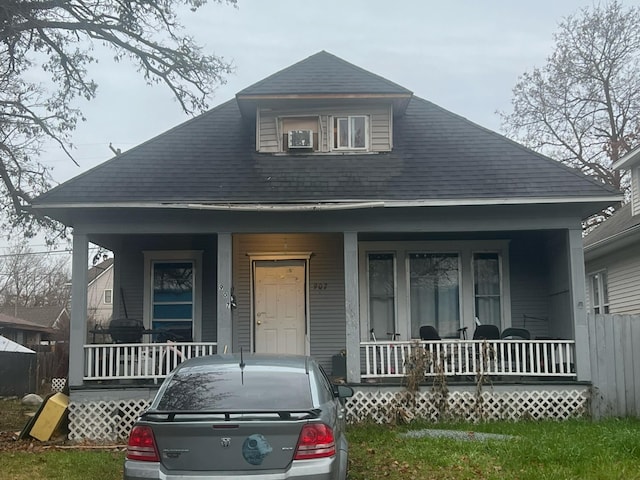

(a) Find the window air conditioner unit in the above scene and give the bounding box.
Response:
[288,129,313,149]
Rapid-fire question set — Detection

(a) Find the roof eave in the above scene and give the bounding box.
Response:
[612,145,640,170]
[584,222,640,260]
[33,194,623,212]
[236,93,413,118]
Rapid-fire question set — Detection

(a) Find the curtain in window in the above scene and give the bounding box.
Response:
[351,116,365,148]
[474,253,501,326]
[409,253,460,338]
[368,254,395,340]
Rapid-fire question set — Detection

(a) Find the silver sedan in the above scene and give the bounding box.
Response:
[124,353,354,479]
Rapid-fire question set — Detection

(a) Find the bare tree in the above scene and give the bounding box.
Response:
[0,0,235,239]
[0,241,70,308]
[500,1,640,228]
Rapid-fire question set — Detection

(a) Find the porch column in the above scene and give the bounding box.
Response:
[344,231,360,383]
[217,232,233,353]
[69,233,89,387]
[568,228,591,382]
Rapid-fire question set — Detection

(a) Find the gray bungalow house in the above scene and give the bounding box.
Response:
[33,52,620,440]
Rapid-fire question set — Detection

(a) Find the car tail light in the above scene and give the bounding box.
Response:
[127,425,160,462]
[293,423,336,460]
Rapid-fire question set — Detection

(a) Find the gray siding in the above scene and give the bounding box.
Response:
[633,167,640,216]
[586,241,640,314]
[257,105,392,153]
[545,231,574,339]
[232,233,345,371]
[115,249,144,321]
[508,233,550,338]
[257,111,279,153]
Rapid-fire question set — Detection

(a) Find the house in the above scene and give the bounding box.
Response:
[87,257,114,329]
[0,306,68,347]
[584,146,640,314]
[32,51,621,439]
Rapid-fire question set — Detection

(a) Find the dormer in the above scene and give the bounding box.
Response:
[235,51,413,154]
[612,146,640,216]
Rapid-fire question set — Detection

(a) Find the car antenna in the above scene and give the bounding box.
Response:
[239,348,245,385]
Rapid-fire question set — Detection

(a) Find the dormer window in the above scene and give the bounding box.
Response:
[334,115,368,150]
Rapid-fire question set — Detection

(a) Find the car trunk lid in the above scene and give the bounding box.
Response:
[145,413,315,472]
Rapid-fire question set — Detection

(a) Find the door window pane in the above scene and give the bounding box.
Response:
[409,253,460,338]
[368,254,395,340]
[474,253,501,327]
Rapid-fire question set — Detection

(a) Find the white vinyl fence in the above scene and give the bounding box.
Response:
[588,313,640,418]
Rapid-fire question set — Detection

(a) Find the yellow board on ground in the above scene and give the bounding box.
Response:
[29,392,69,441]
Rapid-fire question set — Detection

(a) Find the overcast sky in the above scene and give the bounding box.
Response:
[43,0,640,185]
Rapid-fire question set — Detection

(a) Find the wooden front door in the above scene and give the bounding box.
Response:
[254,261,306,354]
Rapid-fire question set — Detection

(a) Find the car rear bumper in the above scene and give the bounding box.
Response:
[124,456,343,480]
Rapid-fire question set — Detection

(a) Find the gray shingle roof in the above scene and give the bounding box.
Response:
[237,51,412,96]
[33,52,618,209]
[584,203,640,248]
[0,307,65,331]
[88,258,113,284]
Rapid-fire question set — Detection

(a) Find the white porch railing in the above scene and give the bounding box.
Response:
[84,342,218,381]
[361,339,576,379]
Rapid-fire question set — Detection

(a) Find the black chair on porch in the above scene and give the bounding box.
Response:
[472,324,500,340]
[471,324,500,374]
[500,327,531,375]
[419,325,447,374]
[419,325,441,341]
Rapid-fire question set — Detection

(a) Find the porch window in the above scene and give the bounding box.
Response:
[589,271,609,314]
[368,253,396,340]
[359,240,510,341]
[152,262,194,341]
[144,251,202,342]
[409,253,460,338]
[473,253,502,326]
[334,115,368,150]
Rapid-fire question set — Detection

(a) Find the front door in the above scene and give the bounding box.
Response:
[254,260,306,354]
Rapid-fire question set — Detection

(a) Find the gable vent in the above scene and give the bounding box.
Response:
[288,130,314,149]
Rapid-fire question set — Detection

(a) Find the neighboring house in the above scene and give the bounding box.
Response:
[584,146,640,314]
[0,306,68,347]
[32,52,621,439]
[87,257,114,328]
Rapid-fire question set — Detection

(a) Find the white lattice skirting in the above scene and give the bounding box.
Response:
[68,388,589,441]
[69,400,152,441]
[345,388,589,424]
[51,378,67,393]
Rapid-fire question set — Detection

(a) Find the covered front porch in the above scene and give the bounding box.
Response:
[65,206,591,392]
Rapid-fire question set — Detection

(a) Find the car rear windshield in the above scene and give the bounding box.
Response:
[154,364,313,411]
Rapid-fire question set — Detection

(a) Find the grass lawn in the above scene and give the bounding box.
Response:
[348,418,640,480]
[1,411,639,479]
